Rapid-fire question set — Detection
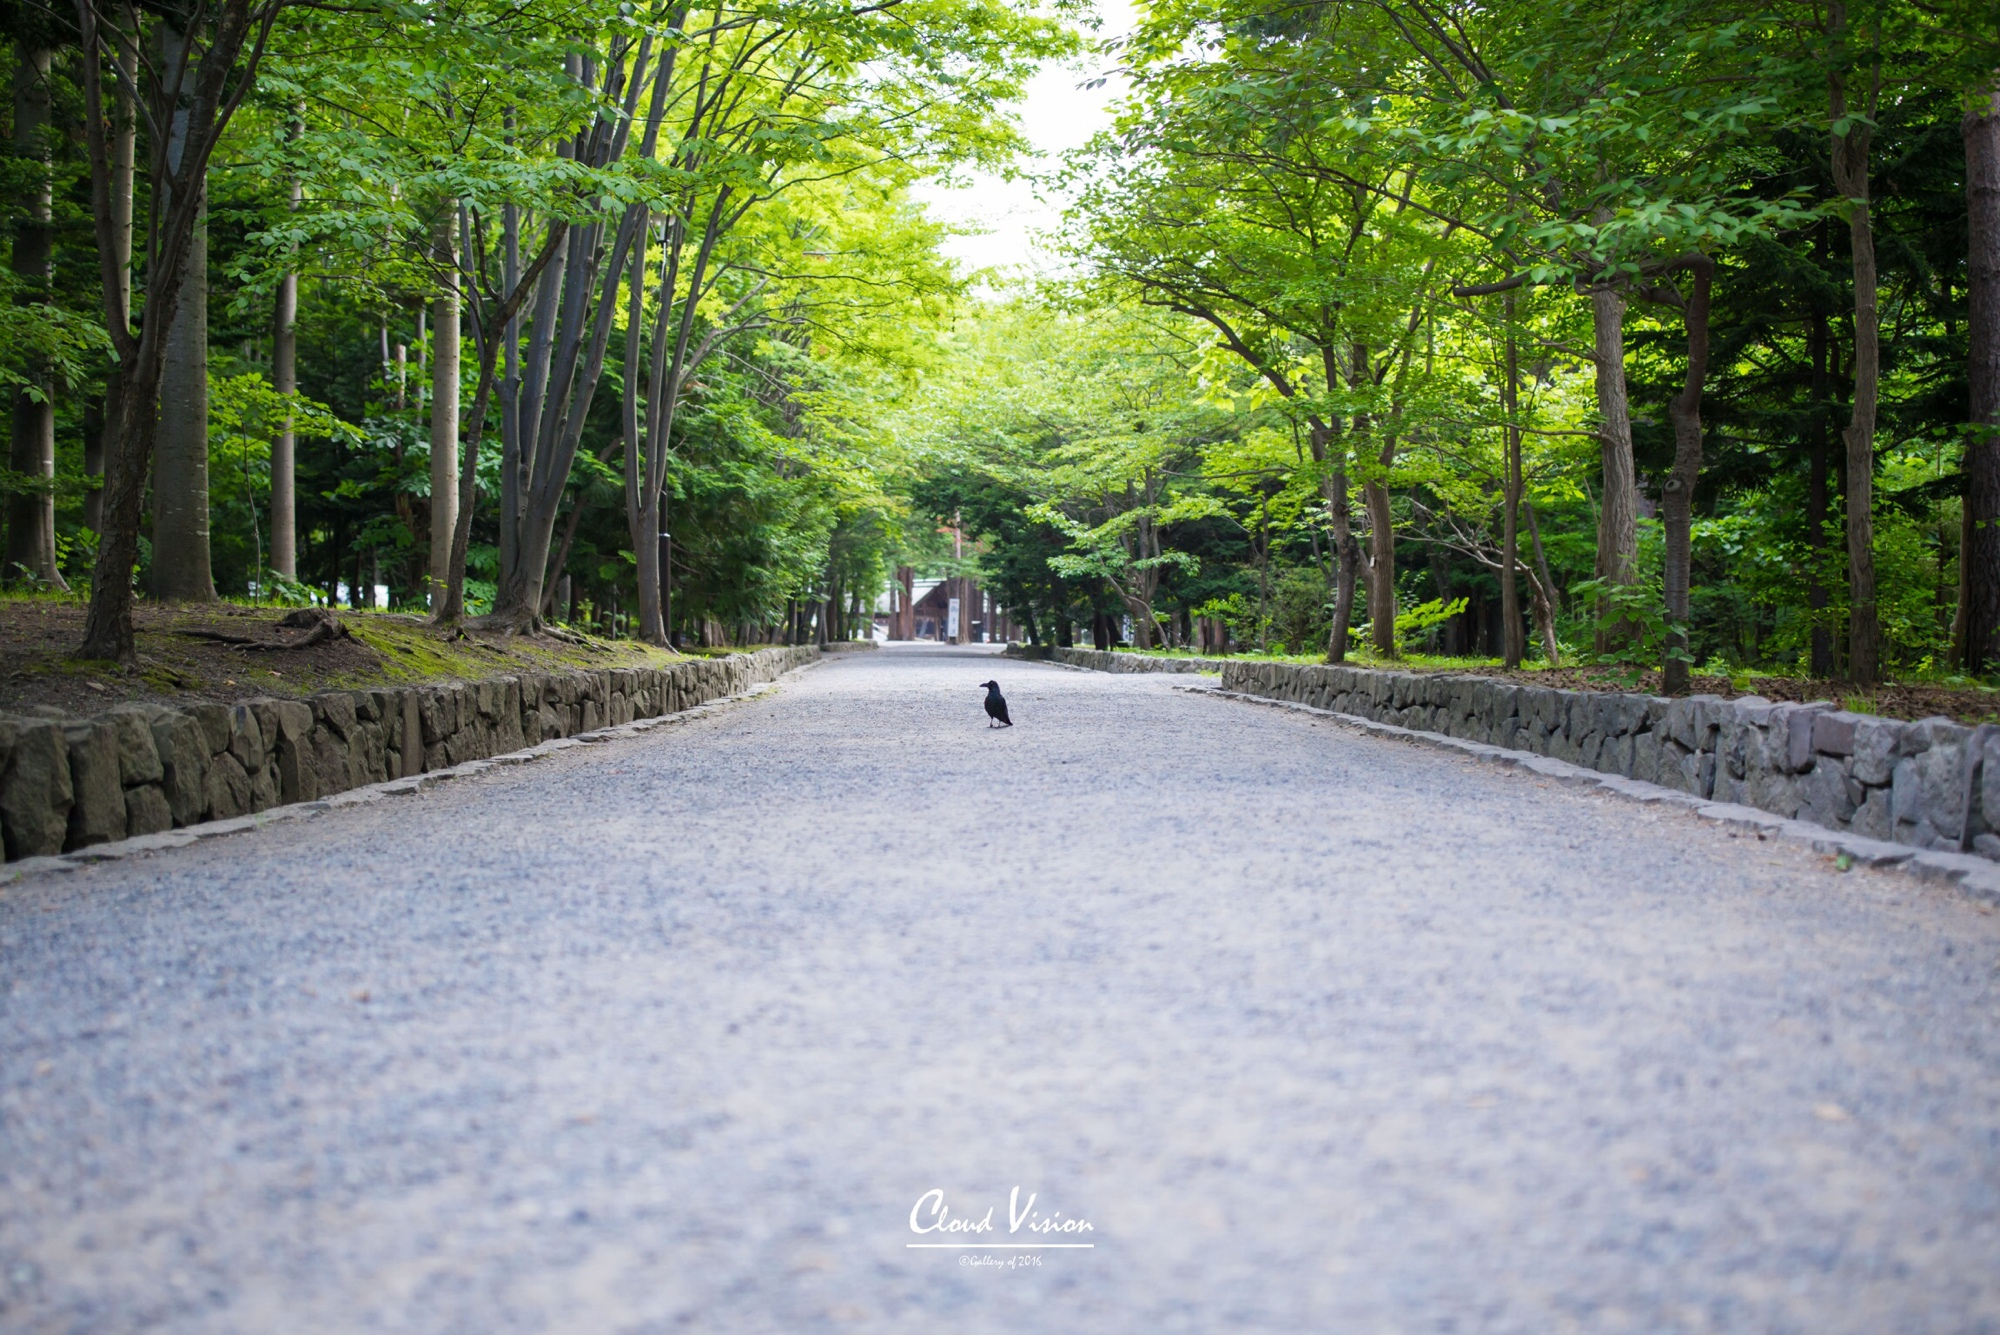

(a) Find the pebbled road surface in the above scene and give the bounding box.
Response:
[3,644,1998,1333]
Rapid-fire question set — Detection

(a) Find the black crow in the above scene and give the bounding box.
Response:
[980,680,1013,728]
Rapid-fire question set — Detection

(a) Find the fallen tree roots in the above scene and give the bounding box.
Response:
[178,608,354,653]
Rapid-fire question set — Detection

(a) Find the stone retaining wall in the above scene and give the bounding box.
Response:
[1219,660,2000,861]
[0,645,818,862]
[1002,645,1228,674]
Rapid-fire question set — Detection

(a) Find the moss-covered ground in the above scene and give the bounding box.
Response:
[0,593,723,715]
[1106,643,2000,726]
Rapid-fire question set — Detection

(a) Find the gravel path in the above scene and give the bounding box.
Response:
[3,644,1998,1333]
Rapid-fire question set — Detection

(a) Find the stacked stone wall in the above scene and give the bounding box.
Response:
[1003,645,1229,675]
[0,645,817,861]
[1218,660,2000,861]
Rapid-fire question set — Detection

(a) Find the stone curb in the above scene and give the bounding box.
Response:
[1002,644,1226,674]
[0,677,799,888]
[1189,685,2000,908]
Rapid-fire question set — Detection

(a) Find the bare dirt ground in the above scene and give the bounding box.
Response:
[2,645,1996,1332]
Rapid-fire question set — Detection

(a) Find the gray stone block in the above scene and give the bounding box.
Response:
[178,701,226,756]
[1852,716,1902,785]
[1982,732,2000,837]
[1745,767,1801,819]
[1731,695,1775,728]
[1632,732,1663,785]
[1799,760,1859,825]
[1690,696,1729,752]
[1851,785,1893,840]
[316,690,359,740]
[1812,710,1860,757]
[278,726,320,804]
[271,699,314,746]
[1663,698,1699,750]
[227,704,267,773]
[150,710,208,827]
[1604,693,1649,737]
[64,720,126,849]
[249,756,279,812]
[355,721,389,785]
[1892,756,1924,827]
[311,723,350,795]
[1896,816,1944,850]
[105,706,165,787]
[1908,730,1968,842]
[0,717,72,859]
[1785,705,1829,772]
[124,783,173,837]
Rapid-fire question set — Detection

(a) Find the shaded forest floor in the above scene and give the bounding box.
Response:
[0,596,693,717]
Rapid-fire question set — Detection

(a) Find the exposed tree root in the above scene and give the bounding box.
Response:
[177,608,353,653]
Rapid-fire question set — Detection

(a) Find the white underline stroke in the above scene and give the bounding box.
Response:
[906,1243,1095,1249]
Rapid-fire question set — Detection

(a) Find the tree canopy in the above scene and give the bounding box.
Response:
[0,0,1993,694]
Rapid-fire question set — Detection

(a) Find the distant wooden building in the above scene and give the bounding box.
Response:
[881,571,1014,643]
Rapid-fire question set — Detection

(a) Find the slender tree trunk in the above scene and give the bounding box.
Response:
[1962,87,2000,672]
[84,9,137,539]
[1500,302,1523,668]
[151,191,215,601]
[1831,27,1881,684]
[428,218,460,608]
[1807,279,1837,677]
[270,263,297,580]
[270,115,302,580]
[1313,417,1360,663]
[1592,285,1639,649]
[621,217,672,646]
[1352,344,1398,659]
[7,44,63,588]
[1255,494,1271,650]
[1524,501,1562,665]
[1660,258,1715,695]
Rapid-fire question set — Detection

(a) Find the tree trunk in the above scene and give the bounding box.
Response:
[151,190,216,601]
[84,9,137,539]
[1500,303,1522,668]
[1352,345,1397,659]
[7,44,63,588]
[428,221,460,608]
[270,118,301,580]
[1807,283,1837,677]
[1832,34,1881,684]
[82,397,105,536]
[1592,285,1639,649]
[1660,257,1715,696]
[77,0,278,659]
[1962,87,2000,672]
[1524,501,1562,665]
[1315,418,1360,662]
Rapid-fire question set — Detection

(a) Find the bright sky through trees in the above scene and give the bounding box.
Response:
[912,0,1134,276]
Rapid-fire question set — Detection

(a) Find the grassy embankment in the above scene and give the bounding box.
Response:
[1103,643,2000,726]
[0,592,736,715]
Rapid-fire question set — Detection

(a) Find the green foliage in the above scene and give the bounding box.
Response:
[1350,596,1472,653]
[1572,576,1695,682]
